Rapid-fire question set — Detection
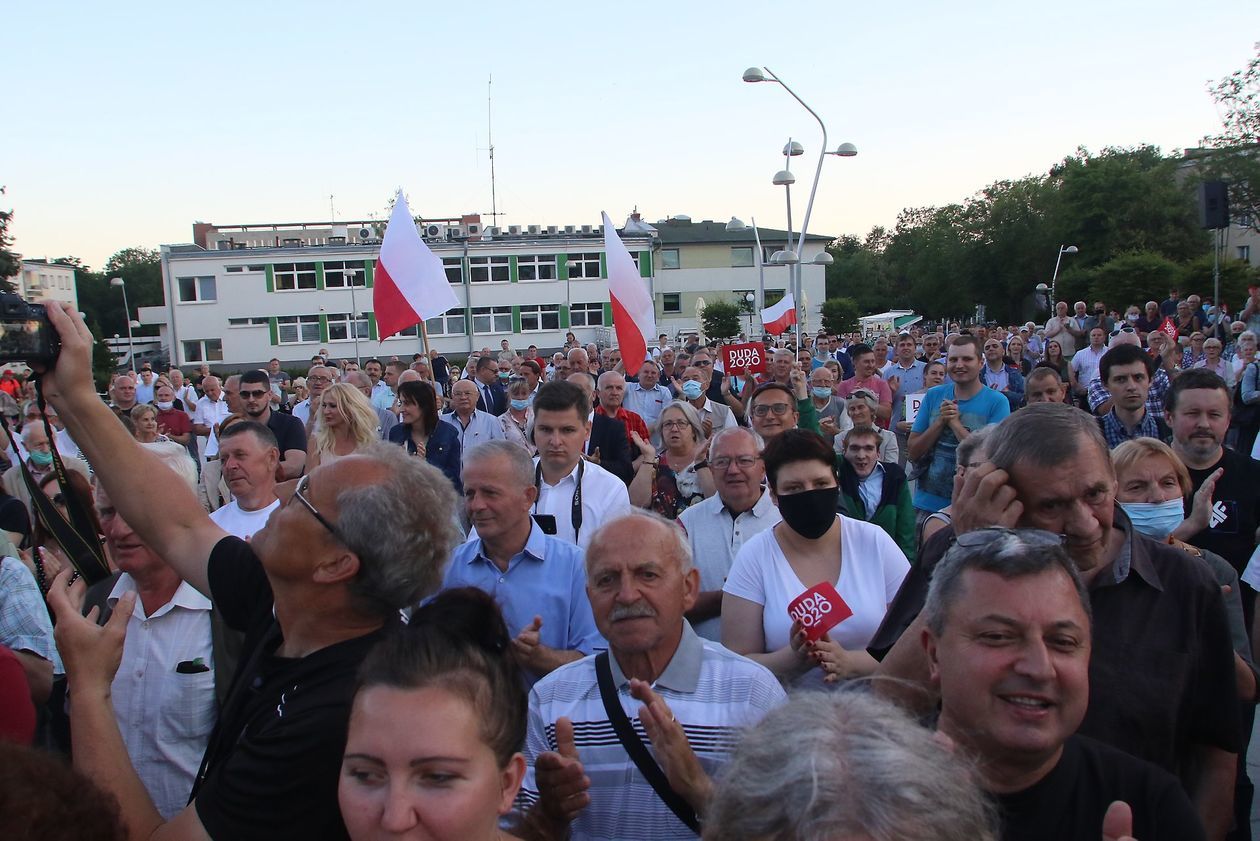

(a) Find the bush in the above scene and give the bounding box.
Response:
[822,297,860,334]
[701,300,743,341]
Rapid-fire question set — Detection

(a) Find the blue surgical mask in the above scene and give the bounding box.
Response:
[811,386,833,399]
[1119,499,1185,540]
[681,381,704,400]
[28,450,53,468]
[498,371,511,380]
[510,399,530,411]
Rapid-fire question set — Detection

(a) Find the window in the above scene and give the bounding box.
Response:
[520,304,561,332]
[518,254,558,281]
[662,293,681,314]
[660,249,680,270]
[443,257,463,284]
[570,302,604,327]
[764,288,785,307]
[323,261,367,288]
[273,262,317,291]
[177,276,217,303]
[425,308,466,337]
[567,252,601,279]
[762,245,784,264]
[326,312,370,342]
[471,306,513,334]
[1239,245,1252,262]
[225,266,244,273]
[469,255,510,283]
[247,265,266,272]
[731,247,753,267]
[183,339,223,362]
[277,315,321,344]
[228,317,269,327]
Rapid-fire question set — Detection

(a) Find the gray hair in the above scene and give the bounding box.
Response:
[922,529,1091,636]
[660,399,705,443]
[140,440,198,491]
[955,423,995,470]
[334,441,461,616]
[587,510,693,575]
[704,691,997,841]
[985,402,1108,474]
[462,439,534,489]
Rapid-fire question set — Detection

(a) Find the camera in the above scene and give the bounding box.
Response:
[0,293,60,365]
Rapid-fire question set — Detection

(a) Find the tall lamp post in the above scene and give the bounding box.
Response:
[743,66,855,348]
[1050,245,1078,307]
[343,268,362,366]
[110,277,136,373]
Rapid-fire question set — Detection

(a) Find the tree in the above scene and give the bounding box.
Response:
[80,247,162,338]
[822,297,860,334]
[1083,251,1182,312]
[1178,255,1259,312]
[700,300,742,342]
[0,187,19,293]
[1202,42,1260,232]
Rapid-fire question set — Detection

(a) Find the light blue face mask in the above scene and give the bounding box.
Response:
[510,399,530,411]
[681,381,704,400]
[811,386,833,399]
[1119,499,1185,540]
[28,450,53,468]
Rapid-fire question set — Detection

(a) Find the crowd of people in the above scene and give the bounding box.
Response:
[1,286,1259,840]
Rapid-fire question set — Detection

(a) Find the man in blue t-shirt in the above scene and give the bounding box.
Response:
[909,335,1010,513]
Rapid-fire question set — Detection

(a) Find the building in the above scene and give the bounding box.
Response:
[1176,148,1260,270]
[9,259,78,307]
[145,214,831,369]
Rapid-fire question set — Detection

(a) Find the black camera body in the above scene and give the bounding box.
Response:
[0,293,60,366]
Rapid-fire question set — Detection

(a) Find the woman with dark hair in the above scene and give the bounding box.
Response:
[1039,339,1073,391]
[722,429,909,688]
[388,379,462,492]
[339,588,527,841]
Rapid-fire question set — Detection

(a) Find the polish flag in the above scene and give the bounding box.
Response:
[373,191,460,340]
[1158,316,1178,340]
[761,293,797,335]
[603,212,655,372]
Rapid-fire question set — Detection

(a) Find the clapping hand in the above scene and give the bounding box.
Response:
[535,717,590,826]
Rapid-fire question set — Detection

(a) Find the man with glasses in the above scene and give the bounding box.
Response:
[39,302,462,841]
[748,378,812,444]
[238,369,307,480]
[291,364,332,426]
[679,427,780,641]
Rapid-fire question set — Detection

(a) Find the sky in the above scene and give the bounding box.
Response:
[5,1,1258,270]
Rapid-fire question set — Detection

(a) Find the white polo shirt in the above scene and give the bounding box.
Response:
[532,457,630,549]
[193,395,231,458]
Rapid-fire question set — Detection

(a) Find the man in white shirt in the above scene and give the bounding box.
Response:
[530,380,630,549]
[678,428,780,641]
[191,376,232,512]
[442,379,506,465]
[364,358,395,412]
[1070,327,1109,398]
[207,421,281,540]
[1045,301,1080,358]
[168,368,199,418]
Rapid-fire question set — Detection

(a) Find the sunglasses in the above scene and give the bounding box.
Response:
[239,389,270,399]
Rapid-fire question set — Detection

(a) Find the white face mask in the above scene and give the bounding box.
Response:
[155,400,175,411]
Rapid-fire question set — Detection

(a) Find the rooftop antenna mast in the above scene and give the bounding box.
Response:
[486,75,502,223]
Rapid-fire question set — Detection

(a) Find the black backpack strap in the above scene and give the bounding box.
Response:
[593,652,699,834]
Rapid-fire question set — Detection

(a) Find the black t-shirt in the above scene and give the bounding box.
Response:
[1184,447,1260,576]
[193,536,389,840]
[264,409,308,460]
[996,735,1205,841]
[0,494,31,545]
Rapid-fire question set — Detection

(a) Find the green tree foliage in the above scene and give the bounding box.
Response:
[78,247,162,338]
[1178,255,1260,312]
[1082,251,1182,311]
[0,187,20,293]
[1202,43,1260,232]
[701,300,742,341]
[821,297,860,334]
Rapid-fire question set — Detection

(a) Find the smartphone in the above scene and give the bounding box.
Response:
[532,514,558,535]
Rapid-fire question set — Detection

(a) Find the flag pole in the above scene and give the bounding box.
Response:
[419,321,431,359]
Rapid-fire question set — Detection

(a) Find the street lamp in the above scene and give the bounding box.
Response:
[110,277,135,373]
[1050,245,1079,308]
[343,268,361,365]
[744,292,756,334]
[743,66,858,347]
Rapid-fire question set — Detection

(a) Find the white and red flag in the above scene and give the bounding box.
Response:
[760,293,798,335]
[373,191,459,340]
[1158,316,1179,341]
[602,211,655,372]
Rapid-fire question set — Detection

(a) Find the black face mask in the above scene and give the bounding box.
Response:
[776,486,839,540]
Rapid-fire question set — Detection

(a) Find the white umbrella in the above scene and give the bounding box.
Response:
[695,296,706,340]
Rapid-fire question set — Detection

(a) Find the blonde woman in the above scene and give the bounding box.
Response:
[307,382,379,471]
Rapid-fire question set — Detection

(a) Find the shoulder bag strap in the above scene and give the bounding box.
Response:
[593,652,699,834]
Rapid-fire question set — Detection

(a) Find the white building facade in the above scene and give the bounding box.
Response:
[10,259,78,307]
[148,215,830,368]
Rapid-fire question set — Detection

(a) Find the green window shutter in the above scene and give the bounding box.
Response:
[639,251,652,278]
[364,259,375,288]
[603,302,613,325]
[559,304,570,330]
[509,255,519,283]
[368,313,378,341]
[557,253,569,281]
[511,306,522,334]
[319,314,330,343]
[268,317,278,345]
[599,253,607,279]
[265,265,275,293]
[315,261,326,290]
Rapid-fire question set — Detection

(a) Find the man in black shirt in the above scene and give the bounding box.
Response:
[41,303,462,840]
[923,529,1204,841]
[239,369,307,479]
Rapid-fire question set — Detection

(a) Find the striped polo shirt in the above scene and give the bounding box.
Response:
[517,622,785,839]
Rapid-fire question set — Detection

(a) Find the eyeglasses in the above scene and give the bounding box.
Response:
[307,375,331,383]
[693,360,712,367]
[661,419,691,430]
[239,389,270,399]
[291,474,342,543]
[710,455,760,471]
[751,402,792,418]
[951,527,1065,551]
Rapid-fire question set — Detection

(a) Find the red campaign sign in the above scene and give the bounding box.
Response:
[721,342,767,375]
[787,582,852,643]
[1159,317,1179,339]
